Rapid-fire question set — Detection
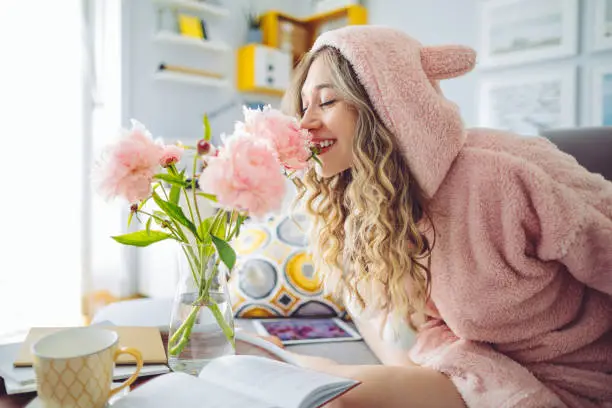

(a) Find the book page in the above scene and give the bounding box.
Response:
[14,326,166,366]
[198,355,356,408]
[110,372,273,408]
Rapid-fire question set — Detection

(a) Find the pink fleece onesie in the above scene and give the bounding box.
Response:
[312,26,612,407]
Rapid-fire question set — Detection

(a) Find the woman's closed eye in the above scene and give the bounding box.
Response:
[301,100,336,115]
[320,100,337,108]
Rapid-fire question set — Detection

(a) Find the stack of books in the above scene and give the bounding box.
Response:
[0,322,169,395]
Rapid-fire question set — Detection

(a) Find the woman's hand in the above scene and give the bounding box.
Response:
[256,334,285,349]
[285,351,339,370]
[240,331,285,348]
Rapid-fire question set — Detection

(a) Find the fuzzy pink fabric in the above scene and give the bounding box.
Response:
[312,26,612,407]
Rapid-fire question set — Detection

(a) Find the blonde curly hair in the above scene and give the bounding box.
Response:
[283,46,435,330]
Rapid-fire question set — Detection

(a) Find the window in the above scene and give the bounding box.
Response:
[0,0,85,339]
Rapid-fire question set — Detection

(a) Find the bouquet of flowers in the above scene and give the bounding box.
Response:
[94,106,319,367]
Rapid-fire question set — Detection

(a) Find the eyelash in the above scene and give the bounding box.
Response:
[301,100,337,115]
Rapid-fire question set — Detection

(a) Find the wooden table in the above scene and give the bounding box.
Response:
[0,335,285,407]
[0,302,380,407]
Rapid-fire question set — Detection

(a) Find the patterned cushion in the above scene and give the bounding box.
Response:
[228,210,346,318]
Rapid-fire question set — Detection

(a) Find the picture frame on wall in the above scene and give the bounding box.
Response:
[478,66,577,135]
[479,0,579,68]
[590,64,612,126]
[593,0,612,51]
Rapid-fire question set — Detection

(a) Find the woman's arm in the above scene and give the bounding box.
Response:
[287,352,465,408]
[519,159,612,295]
[349,312,417,367]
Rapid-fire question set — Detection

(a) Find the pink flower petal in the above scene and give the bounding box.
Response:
[94,120,164,203]
[199,134,286,218]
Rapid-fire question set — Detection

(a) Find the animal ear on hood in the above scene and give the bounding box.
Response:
[420,45,477,80]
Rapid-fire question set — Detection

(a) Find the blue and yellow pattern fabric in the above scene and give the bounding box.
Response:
[228,211,345,318]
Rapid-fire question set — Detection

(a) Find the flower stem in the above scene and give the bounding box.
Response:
[191,153,203,228]
[209,302,235,349]
[168,303,200,356]
[182,245,201,288]
[168,292,235,357]
[168,205,236,359]
[227,210,237,240]
[181,187,196,235]
[201,260,219,298]
[137,210,182,240]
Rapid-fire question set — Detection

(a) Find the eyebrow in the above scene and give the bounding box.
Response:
[301,83,334,100]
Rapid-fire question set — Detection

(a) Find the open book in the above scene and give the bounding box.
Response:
[111,354,360,408]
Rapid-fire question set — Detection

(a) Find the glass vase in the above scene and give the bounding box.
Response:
[167,242,235,375]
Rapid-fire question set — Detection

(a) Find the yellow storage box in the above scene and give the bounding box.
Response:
[237,44,292,96]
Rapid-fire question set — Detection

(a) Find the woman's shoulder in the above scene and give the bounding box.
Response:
[448,127,597,190]
[434,126,610,222]
[460,127,568,167]
[440,128,549,190]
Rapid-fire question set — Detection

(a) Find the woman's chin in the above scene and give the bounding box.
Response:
[315,162,333,178]
[315,161,349,178]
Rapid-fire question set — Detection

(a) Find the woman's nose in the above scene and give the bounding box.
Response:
[299,108,321,130]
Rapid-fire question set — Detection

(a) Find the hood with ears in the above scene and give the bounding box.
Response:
[311,25,476,198]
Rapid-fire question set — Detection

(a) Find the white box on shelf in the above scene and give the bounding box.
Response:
[252,46,291,92]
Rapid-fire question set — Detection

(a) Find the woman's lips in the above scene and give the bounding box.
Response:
[311,139,336,155]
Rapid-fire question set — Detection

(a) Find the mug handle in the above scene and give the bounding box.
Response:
[109,347,144,398]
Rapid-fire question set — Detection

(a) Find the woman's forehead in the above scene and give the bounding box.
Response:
[302,58,333,92]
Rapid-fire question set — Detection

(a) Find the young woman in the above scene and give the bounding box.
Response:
[281,26,612,408]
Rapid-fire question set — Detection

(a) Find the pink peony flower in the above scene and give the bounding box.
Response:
[94,120,163,203]
[160,145,183,168]
[198,133,286,218]
[238,105,312,171]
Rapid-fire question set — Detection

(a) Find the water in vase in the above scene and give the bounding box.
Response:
[168,291,235,375]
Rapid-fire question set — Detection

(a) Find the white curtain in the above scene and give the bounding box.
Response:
[0,0,85,338]
[84,0,136,320]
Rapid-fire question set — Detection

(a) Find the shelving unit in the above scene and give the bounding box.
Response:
[152,0,229,18]
[260,5,367,54]
[153,71,230,88]
[237,5,368,96]
[154,31,231,52]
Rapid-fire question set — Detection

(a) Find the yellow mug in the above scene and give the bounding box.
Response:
[32,327,143,408]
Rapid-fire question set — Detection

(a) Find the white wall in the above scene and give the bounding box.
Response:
[123,0,310,148]
[364,0,480,126]
[365,0,612,128]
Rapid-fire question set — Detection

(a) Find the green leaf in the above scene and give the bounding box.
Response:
[234,215,246,239]
[154,210,166,217]
[203,114,211,141]
[152,192,199,238]
[167,165,178,176]
[111,230,172,247]
[145,217,153,234]
[211,235,236,270]
[198,217,213,243]
[212,213,227,240]
[154,173,187,187]
[169,184,181,205]
[197,217,217,257]
[196,192,218,202]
